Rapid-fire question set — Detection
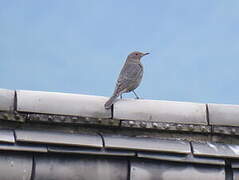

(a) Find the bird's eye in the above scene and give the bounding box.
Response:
[135,53,138,55]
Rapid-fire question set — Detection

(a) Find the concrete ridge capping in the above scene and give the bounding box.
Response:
[114,99,206,125]
[0,88,239,127]
[17,90,111,119]
[16,89,206,125]
[0,89,15,111]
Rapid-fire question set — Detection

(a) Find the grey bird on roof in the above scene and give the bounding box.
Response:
[104,51,149,109]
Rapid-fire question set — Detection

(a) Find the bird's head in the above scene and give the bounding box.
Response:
[128,51,149,60]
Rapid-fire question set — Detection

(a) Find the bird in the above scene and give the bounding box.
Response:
[104,51,149,109]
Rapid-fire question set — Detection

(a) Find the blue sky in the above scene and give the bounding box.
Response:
[0,1,239,104]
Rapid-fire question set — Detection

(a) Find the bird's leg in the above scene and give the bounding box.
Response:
[132,91,140,99]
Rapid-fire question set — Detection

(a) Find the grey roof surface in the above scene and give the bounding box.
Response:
[104,135,191,153]
[208,103,239,126]
[192,142,239,158]
[0,130,15,143]
[114,98,207,124]
[17,90,111,118]
[0,88,239,180]
[15,130,103,148]
[0,127,236,180]
[0,88,237,128]
[0,89,15,112]
[130,160,225,180]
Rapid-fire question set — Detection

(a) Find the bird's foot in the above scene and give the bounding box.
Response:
[132,91,140,99]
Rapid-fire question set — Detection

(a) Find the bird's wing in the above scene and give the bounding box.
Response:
[114,62,143,95]
[118,62,142,81]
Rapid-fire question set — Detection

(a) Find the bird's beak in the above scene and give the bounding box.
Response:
[143,53,150,56]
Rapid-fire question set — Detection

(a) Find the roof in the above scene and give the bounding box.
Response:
[0,88,239,180]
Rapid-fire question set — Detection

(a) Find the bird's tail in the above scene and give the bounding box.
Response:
[104,94,118,109]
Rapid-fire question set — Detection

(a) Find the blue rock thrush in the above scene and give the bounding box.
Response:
[105,51,149,109]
